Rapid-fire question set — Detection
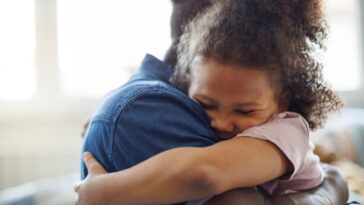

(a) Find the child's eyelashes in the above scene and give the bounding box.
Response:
[235,110,254,116]
[199,102,217,110]
[198,101,255,115]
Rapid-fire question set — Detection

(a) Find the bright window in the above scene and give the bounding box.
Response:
[0,0,362,102]
[0,0,36,101]
[324,0,362,91]
[57,0,172,98]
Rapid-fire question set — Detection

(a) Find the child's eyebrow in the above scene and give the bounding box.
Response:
[194,95,217,104]
[195,95,261,107]
[234,102,261,107]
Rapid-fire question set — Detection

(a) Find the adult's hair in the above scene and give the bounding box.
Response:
[164,0,212,67]
[172,0,343,130]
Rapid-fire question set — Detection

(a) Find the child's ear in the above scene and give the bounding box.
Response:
[278,91,290,112]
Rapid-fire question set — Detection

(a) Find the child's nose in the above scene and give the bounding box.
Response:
[210,115,234,133]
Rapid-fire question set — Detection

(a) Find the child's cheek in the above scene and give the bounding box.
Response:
[236,116,269,131]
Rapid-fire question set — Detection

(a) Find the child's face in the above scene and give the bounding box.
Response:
[188,57,283,140]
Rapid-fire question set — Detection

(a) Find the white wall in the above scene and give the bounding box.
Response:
[0,102,96,190]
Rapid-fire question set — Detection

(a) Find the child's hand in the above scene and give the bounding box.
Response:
[74,152,107,205]
[81,119,90,138]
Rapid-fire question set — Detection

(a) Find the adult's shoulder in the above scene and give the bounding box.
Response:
[91,80,207,125]
[95,80,219,169]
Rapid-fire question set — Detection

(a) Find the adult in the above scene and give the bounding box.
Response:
[79,0,348,204]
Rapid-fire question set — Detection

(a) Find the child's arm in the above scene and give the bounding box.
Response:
[75,137,289,205]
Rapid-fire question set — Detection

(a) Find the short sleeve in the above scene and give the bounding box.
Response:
[236,112,324,195]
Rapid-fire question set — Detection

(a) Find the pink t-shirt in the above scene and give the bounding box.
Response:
[236,111,325,196]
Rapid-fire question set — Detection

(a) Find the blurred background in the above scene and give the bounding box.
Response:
[0,0,363,204]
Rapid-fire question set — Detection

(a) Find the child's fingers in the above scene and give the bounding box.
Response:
[74,180,82,193]
[81,119,90,138]
[83,152,107,175]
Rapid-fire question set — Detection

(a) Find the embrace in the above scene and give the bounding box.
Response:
[75,0,348,204]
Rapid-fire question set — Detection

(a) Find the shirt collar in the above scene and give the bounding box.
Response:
[139,54,174,83]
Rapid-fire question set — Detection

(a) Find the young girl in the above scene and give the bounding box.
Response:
[75,0,343,204]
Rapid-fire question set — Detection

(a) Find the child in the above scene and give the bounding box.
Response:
[76,0,343,204]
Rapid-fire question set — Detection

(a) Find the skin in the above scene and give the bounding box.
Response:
[205,188,266,205]
[77,0,349,200]
[76,154,349,205]
[75,57,293,205]
[78,0,349,202]
[188,57,286,139]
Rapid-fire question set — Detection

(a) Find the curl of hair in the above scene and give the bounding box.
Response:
[170,0,343,130]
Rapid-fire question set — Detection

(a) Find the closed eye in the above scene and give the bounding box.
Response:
[235,110,254,115]
[199,102,218,110]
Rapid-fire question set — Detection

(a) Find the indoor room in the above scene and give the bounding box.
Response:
[0,0,363,204]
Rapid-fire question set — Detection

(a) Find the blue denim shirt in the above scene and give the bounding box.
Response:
[81,54,219,181]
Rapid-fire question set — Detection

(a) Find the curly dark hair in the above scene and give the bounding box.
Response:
[171,0,343,130]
